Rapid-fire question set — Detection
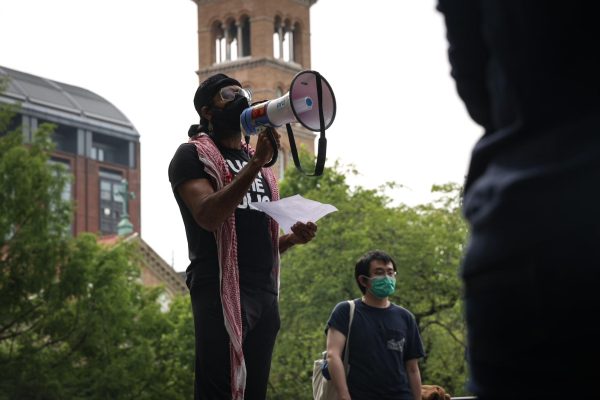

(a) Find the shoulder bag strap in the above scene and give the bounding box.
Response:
[342,299,355,372]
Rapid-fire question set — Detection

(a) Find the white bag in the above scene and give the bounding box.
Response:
[312,300,355,400]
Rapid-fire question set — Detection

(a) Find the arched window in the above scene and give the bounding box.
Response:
[293,22,302,64]
[273,16,283,59]
[240,16,251,57]
[214,17,251,64]
[282,19,294,62]
[213,21,225,63]
[273,18,297,63]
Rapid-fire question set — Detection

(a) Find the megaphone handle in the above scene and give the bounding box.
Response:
[263,128,278,168]
[314,136,326,176]
[314,73,327,176]
[286,123,326,176]
[285,71,328,177]
[286,123,303,172]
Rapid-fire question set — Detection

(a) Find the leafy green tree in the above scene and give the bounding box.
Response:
[268,152,470,398]
[0,92,194,399]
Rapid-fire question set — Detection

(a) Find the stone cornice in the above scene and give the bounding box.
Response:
[193,0,317,6]
[292,0,318,6]
[137,237,187,296]
[249,16,276,24]
[0,95,139,139]
[197,57,304,77]
[97,234,187,297]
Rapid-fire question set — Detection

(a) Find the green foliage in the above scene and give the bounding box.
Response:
[269,151,471,398]
[0,94,469,397]
[0,81,17,135]
[0,101,194,399]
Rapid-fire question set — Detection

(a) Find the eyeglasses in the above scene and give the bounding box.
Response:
[372,270,397,278]
[219,85,252,103]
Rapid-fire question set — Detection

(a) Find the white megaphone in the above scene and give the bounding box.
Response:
[239,70,336,176]
[240,70,336,135]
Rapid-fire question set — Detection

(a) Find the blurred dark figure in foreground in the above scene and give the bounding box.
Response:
[437,1,600,399]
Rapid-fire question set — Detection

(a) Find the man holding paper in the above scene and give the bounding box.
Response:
[168,73,317,400]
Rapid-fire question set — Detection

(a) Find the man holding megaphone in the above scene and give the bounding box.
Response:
[168,73,317,400]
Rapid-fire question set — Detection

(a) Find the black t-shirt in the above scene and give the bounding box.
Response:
[168,141,276,294]
[326,299,425,400]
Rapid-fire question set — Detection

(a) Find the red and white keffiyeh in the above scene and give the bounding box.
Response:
[189,133,280,400]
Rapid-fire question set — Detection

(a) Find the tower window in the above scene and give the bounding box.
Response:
[214,16,251,64]
[240,16,251,57]
[273,18,296,63]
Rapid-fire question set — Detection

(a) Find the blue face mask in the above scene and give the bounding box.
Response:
[365,275,396,298]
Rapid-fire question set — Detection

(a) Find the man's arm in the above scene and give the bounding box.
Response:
[178,161,262,232]
[177,131,277,231]
[405,358,422,400]
[326,327,351,400]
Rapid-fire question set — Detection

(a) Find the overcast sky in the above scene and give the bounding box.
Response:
[1,0,482,272]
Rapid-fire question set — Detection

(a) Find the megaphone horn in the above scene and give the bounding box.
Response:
[240,70,336,135]
[239,70,336,176]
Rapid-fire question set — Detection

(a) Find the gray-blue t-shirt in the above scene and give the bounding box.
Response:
[326,299,425,400]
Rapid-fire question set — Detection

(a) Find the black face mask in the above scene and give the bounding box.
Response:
[210,95,249,137]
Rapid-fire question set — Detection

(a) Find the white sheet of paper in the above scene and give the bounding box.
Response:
[249,194,338,234]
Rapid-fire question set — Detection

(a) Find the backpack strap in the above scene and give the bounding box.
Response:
[342,299,356,372]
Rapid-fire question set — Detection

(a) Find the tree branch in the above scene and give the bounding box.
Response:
[421,320,466,348]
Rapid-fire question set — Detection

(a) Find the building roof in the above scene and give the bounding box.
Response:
[99,233,187,296]
[0,65,138,136]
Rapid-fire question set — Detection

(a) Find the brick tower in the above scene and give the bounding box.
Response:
[191,0,318,179]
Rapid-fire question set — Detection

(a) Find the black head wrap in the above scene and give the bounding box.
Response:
[189,73,242,137]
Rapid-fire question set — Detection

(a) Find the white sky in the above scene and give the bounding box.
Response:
[1,0,482,272]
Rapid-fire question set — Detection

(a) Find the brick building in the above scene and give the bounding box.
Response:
[0,65,141,236]
[191,0,319,179]
[0,65,186,297]
[0,0,324,297]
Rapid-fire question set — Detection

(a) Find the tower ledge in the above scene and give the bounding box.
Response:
[197,57,305,81]
[192,0,317,6]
